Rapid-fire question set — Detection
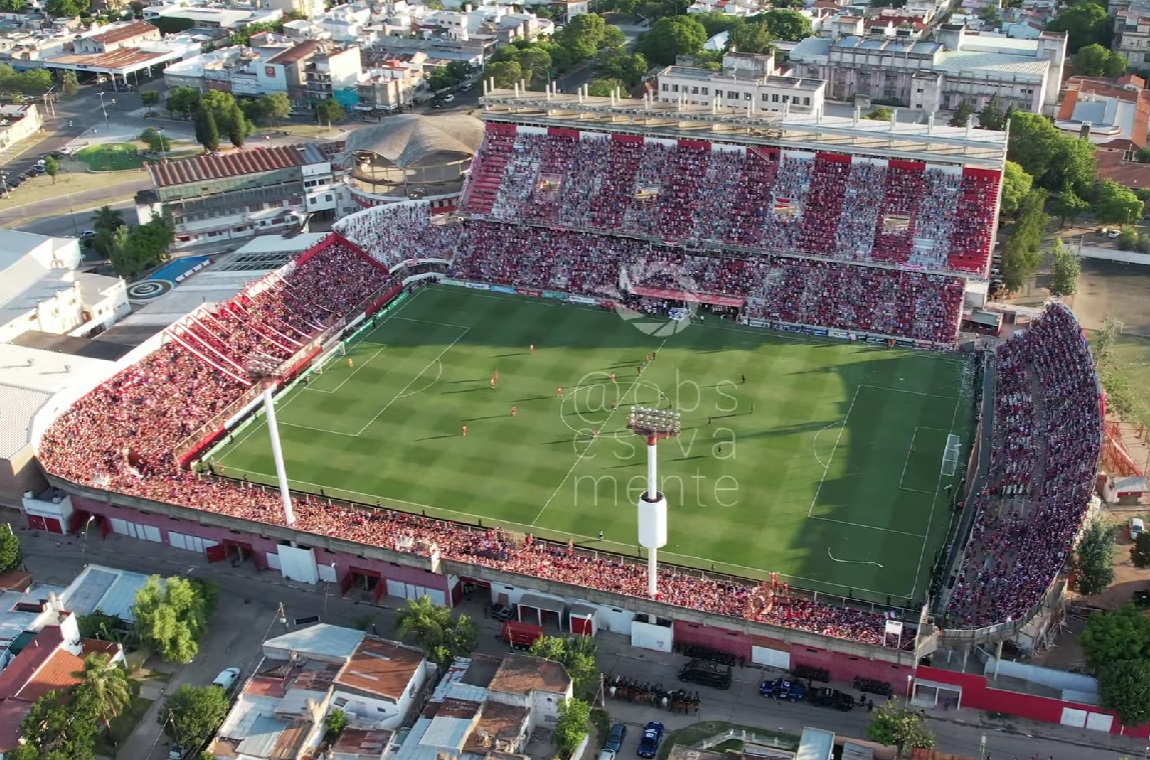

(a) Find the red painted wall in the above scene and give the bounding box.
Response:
[789,643,913,687]
[916,665,1150,738]
[673,620,751,660]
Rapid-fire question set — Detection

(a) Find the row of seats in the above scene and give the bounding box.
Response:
[944,305,1102,628]
[459,131,999,275]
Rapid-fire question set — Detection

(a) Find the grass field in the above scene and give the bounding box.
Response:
[74,143,145,171]
[213,287,975,601]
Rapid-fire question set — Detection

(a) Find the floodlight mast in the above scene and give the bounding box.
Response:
[626,407,682,600]
[247,356,296,527]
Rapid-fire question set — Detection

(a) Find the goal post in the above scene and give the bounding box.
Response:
[941,434,960,477]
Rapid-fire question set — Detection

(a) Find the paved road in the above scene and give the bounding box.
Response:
[13,526,1145,760]
[16,199,135,239]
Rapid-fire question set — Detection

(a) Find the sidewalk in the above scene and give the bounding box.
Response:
[14,525,1139,760]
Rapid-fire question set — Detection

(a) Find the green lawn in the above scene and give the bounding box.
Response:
[213,287,974,602]
[95,695,152,756]
[73,142,144,171]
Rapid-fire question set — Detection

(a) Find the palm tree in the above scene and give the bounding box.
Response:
[71,654,132,730]
[90,205,124,235]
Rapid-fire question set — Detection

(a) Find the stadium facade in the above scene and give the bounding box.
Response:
[20,93,1112,729]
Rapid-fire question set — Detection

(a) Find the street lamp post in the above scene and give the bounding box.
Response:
[978,734,986,760]
[625,406,681,600]
[0,171,9,198]
[158,126,167,160]
[98,91,115,125]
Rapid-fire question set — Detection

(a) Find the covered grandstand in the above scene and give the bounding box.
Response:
[23,96,1103,717]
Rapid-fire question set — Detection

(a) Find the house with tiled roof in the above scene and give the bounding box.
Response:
[1056,74,1150,150]
[0,606,124,757]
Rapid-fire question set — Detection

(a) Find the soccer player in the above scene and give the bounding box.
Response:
[609,371,615,382]
[462,425,467,437]
[490,376,496,389]
[741,373,746,384]
[493,369,499,382]
[557,386,563,397]
[347,358,354,368]
[592,428,598,439]
[511,406,517,417]
[530,344,535,354]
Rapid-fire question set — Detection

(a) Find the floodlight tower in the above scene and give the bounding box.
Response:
[626,406,681,600]
[247,355,296,527]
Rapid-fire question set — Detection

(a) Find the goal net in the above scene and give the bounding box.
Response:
[311,341,347,375]
[941,434,961,477]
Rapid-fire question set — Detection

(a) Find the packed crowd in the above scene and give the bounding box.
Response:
[450,221,963,344]
[460,130,999,275]
[36,230,902,646]
[945,304,1102,628]
[332,201,464,268]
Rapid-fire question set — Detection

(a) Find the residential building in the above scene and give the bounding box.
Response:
[357,52,427,112]
[789,24,1067,114]
[0,606,124,757]
[656,52,826,115]
[0,103,41,153]
[74,19,160,53]
[1112,0,1150,71]
[143,142,346,249]
[0,229,127,345]
[1056,74,1150,150]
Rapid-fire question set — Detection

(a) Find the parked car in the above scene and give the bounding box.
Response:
[809,687,854,711]
[212,667,241,691]
[1109,229,1122,239]
[442,93,455,102]
[604,723,627,752]
[1131,517,1144,541]
[167,745,184,760]
[678,659,732,690]
[80,229,97,239]
[759,677,807,702]
[1133,589,1150,608]
[598,751,616,760]
[636,722,664,758]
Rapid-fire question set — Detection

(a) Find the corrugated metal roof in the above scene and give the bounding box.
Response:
[236,714,291,756]
[148,145,312,188]
[89,21,157,44]
[61,566,152,622]
[264,623,364,661]
[421,714,472,750]
[934,50,1048,76]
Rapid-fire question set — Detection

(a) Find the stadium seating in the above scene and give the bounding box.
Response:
[944,304,1102,628]
[333,201,464,269]
[459,130,998,275]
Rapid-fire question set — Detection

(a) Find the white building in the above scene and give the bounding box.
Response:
[0,229,128,344]
[657,52,826,115]
[0,104,41,153]
[789,24,1067,114]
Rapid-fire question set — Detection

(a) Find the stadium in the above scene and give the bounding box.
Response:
[27,92,1102,698]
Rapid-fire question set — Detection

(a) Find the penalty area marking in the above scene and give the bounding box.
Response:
[827,548,883,568]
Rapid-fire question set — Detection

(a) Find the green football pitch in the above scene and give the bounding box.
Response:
[212,287,975,602]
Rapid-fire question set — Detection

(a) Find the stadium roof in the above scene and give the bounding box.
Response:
[344,114,485,168]
[0,344,113,459]
[148,144,328,188]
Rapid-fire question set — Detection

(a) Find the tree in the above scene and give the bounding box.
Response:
[72,654,132,730]
[393,595,478,668]
[12,690,99,760]
[140,90,160,114]
[324,707,347,744]
[948,100,974,128]
[978,94,1006,131]
[92,205,125,235]
[0,0,25,12]
[193,107,220,152]
[1007,111,1061,182]
[751,8,812,41]
[865,107,893,121]
[693,10,744,36]
[598,51,649,89]
[1045,2,1110,53]
[1049,190,1091,227]
[1074,43,1127,77]
[866,700,935,756]
[160,685,230,750]
[76,610,125,641]
[558,13,609,61]
[1074,517,1116,597]
[260,92,291,121]
[43,155,58,184]
[1001,188,1048,292]
[44,0,88,17]
[60,70,79,97]
[1117,226,1140,251]
[640,16,707,65]
[485,60,524,89]
[0,523,20,573]
[554,697,591,757]
[1124,530,1150,572]
[165,86,201,119]
[587,77,626,97]
[528,636,599,697]
[1098,659,1150,726]
[1047,237,1081,297]
[979,5,1001,28]
[728,21,774,54]
[1082,603,1150,671]
[222,102,247,148]
[1045,137,1097,198]
[314,97,345,127]
[138,127,167,153]
[1097,179,1144,226]
[131,576,217,664]
[999,161,1032,217]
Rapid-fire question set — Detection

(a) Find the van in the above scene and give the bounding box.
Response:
[1131,518,1144,541]
[678,659,732,689]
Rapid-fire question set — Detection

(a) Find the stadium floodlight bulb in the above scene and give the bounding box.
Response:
[626,406,678,601]
[626,406,682,441]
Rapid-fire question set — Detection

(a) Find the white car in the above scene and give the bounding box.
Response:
[212,667,241,691]
[442,93,455,102]
[80,229,97,239]
[1132,517,1144,541]
[1108,229,1122,239]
